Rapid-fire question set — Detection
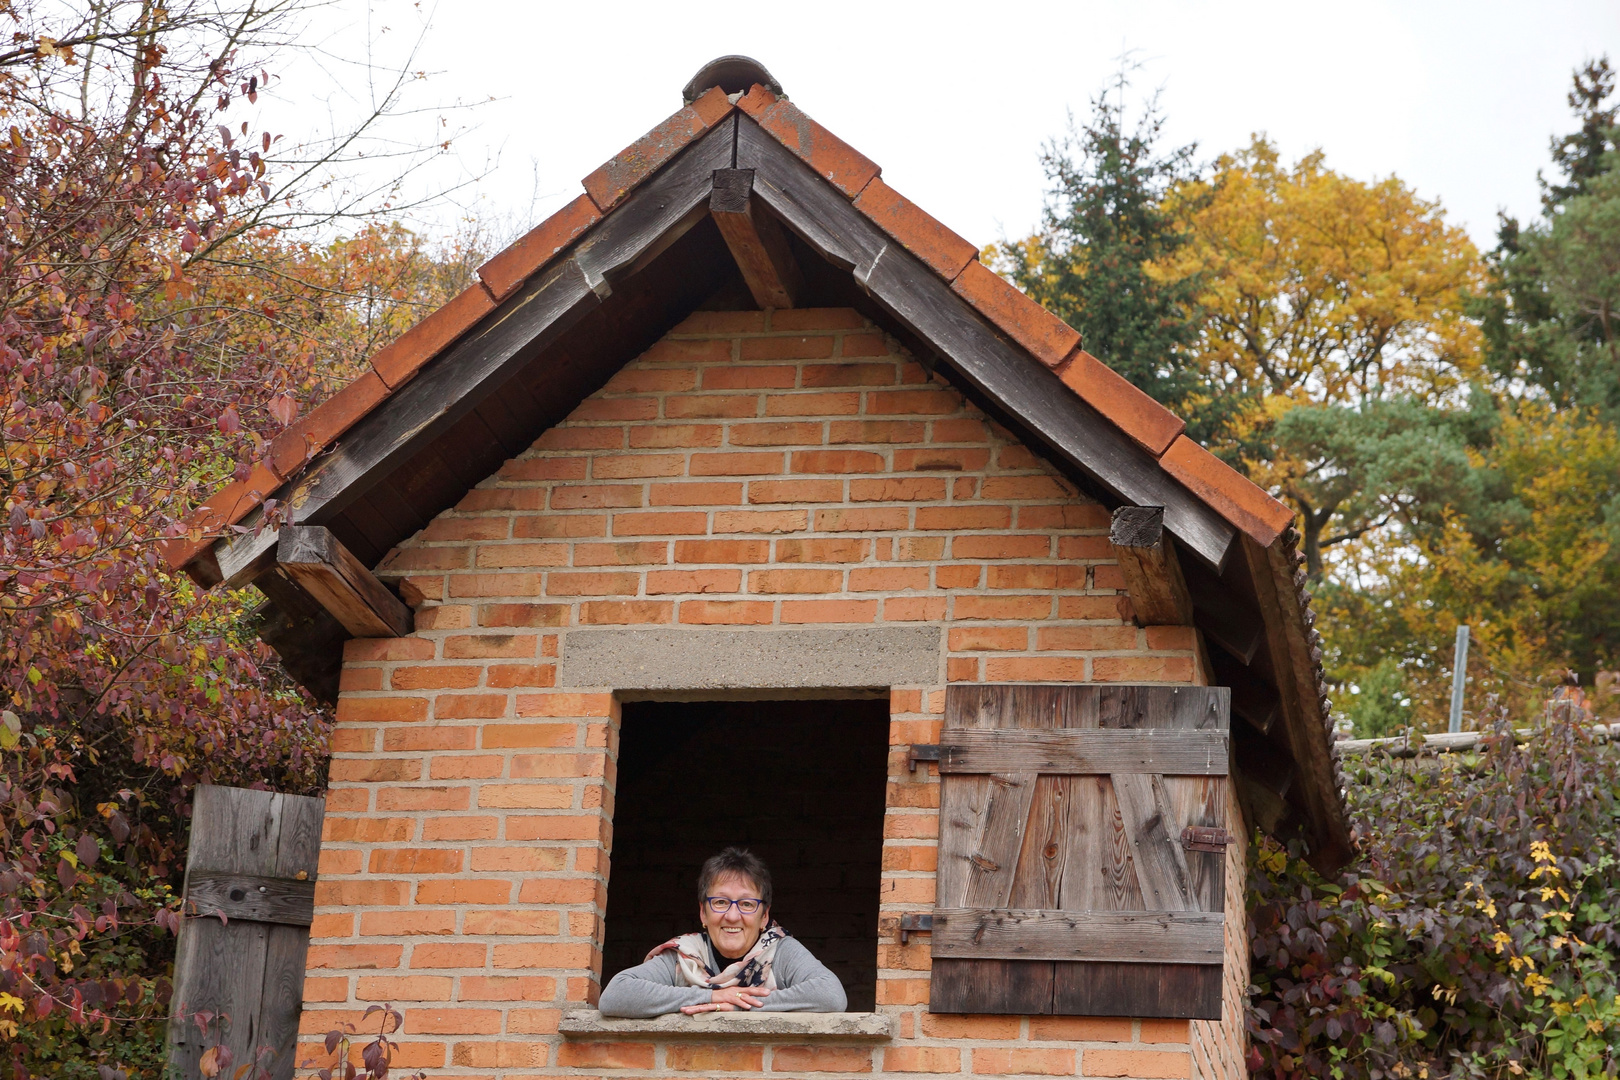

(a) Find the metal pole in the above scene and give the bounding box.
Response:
[1448,625,1471,733]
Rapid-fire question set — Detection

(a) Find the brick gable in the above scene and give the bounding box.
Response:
[304,308,1245,1079]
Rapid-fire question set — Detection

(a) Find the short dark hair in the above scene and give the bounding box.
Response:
[698,847,772,908]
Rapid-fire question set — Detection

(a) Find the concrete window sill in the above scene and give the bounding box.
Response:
[560,1009,896,1041]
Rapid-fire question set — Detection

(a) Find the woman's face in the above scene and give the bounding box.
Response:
[700,872,769,959]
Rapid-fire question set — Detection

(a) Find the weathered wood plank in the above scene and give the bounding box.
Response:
[169,786,323,1080]
[1164,776,1226,915]
[258,791,322,1080]
[215,521,279,589]
[1110,506,1195,627]
[936,687,1005,910]
[183,872,315,927]
[927,959,1054,1016]
[1242,534,1354,869]
[1111,772,1197,911]
[938,729,1230,776]
[931,908,1224,963]
[735,116,1237,570]
[1095,684,1230,732]
[286,256,598,527]
[961,772,1039,908]
[1051,961,1222,1020]
[711,168,802,309]
[1008,775,1069,910]
[258,924,312,1080]
[1101,777,1146,911]
[573,127,733,296]
[950,685,1230,733]
[276,525,411,639]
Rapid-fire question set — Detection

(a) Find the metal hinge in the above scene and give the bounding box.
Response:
[908,744,942,772]
[1180,826,1233,853]
[898,913,933,946]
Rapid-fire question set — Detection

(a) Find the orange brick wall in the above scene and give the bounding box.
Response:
[301,308,1246,1079]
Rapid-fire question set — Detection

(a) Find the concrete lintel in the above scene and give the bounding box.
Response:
[557,627,942,691]
[560,1009,896,1040]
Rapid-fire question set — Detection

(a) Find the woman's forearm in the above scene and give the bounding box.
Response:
[598,974,711,1017]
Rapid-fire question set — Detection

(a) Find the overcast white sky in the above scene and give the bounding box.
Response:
[268,0,1620,253]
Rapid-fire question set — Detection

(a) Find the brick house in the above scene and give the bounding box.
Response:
[166,56,1349,1080]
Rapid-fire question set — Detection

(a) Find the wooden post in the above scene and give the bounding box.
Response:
[1448,625,1470,733]
[169,785,324,1080]
[1108,506,1194,627]
[710,167,803,309]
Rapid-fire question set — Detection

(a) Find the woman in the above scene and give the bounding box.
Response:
[598,847,847,1016]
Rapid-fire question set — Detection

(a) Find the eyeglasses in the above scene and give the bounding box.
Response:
[704,896,765,915]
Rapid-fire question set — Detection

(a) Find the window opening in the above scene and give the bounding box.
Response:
[602,698,890,1011]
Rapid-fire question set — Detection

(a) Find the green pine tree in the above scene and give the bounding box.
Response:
[1479,56,1620,415]
[994,72,1231,441]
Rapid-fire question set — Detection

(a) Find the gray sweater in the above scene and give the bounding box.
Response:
[598,937,847,1017]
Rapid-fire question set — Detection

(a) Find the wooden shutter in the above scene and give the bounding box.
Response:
[169,784,324,1080]
[929,684,1231,1020]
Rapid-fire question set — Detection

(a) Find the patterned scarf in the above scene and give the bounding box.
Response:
[646,921,790,990]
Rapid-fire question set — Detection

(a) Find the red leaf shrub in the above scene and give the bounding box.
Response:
[0,1,480,1075]
[1247,699,1620,1079]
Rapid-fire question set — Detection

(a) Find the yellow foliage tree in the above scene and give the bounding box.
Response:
[1159,137,1485,414]
[1320,405,1620,729]
[1153,138,1487,577]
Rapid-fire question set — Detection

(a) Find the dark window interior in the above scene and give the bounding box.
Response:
[602,698,890,1011]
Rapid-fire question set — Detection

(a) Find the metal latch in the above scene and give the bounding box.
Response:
[898,913,933,945]
[908,744,943,772]
[1180,826,1233,853]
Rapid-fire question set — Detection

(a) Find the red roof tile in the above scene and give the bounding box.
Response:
[165,77,1298,572]
[268,369,389,479]
[160,462,280,570]
[854,177,978,281]
[1056,350,1185,456]
[479,195,601,302]
[738,85,880,199]
[1159,436,1296,546]
[370,283,496,391]
[950,261,1081,370]
[583,86,736,211]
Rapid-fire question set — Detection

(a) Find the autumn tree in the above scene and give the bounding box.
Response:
[1323,61,1620,734]
[0,1,481,1075]
[1154,138,1484,576]
[1321,406,1620,733]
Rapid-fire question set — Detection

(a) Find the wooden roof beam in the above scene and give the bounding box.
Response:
[1109,506,1194,627]
[276,525,412,639]
[711,168,802,309]
[733,115,1238,570]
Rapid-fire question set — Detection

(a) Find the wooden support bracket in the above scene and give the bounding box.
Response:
[1110,506,1194,626]
[711,167,803,309]
[1181,552,1265,665]
[216,525,280,588]
[1117,503,1263,664]
[276,525,413,639]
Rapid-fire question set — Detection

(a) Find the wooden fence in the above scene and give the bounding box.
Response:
[167,784,324,1080]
